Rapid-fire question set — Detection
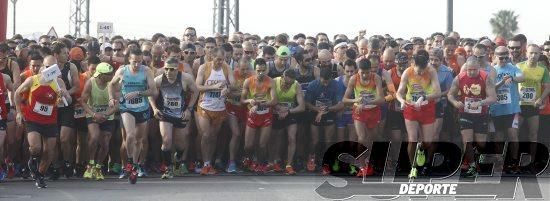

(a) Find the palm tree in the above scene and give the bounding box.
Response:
[490,10,519,39]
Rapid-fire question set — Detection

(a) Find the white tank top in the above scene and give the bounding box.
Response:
[199,67,227,111]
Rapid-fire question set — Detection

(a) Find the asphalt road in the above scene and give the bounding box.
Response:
[1,173,549,201]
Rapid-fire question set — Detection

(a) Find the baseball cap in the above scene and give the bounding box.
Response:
[93,62,114,78]
[334,42,348,50]
[276,46,291,57]
[69,47,85,61]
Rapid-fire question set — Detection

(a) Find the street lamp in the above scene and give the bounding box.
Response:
[10,0,17,35]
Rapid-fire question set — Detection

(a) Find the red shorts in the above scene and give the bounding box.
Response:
[226,103,247,121]
[403,101,436,125]
[352,106,381,129]
[247,109,273,128]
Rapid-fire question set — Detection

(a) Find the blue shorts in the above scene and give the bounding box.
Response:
[336,112,353,128]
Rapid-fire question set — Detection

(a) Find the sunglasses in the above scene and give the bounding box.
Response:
[474,55,486,59]
[544,49,550,52]
[508,46,521,50]
[41,42,51,46]
[184,51,196,55]
[404,46,413,51]
[498,56,509,61]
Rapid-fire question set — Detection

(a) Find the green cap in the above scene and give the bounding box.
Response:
[93,62,114,78]
[276,46,291,57]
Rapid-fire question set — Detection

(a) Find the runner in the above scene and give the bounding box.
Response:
[108,48,156,184]
[80,62,116,180]
[195,47,234,175]
[149,58,199,179]
[51,41,81,179]
[343,57,384,177]
[516,44,550,173]
[490,46,525,174]
[385,53,410,170]
[305,68,344,174]
[395,50,441,179]
[241,58,277,174]
[334,59,357,174]
[226,59,253,173]
[271,69,305,175]
[14,55,72,188]
[447,57,496,177]
[0,65,14,182]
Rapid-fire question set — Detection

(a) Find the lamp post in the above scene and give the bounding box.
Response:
[10,0,17,35]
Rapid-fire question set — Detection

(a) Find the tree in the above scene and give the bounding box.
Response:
[490,10,519,39]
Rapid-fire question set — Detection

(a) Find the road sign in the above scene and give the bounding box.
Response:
[97,22,113,34]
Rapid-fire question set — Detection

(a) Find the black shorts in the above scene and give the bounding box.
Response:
[295,112,310,124]
[0,120,6,131]
[121,109,151,124]
[57,107,75,128]
[492,114,515,131]
[459,113,488,134]
[385,110,406,132]
[520,105,539,119]
[159,116,188,128]
[273,113,298,129]
[25,121,58,138]
[75,117,88,132]
[87,118,115,132]
[435,101,446,118]
[311,112,336,127]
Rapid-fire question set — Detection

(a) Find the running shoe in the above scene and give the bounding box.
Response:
[464,166,478,178]
[349,164,358,175]
[95,164,104,181]
[49,167,60,181]
[180,163,189,174]
[200,164,217,175]
[321,164,331,175]
[36,173,47,188]
[408,167,417,179]
[332,160,340,172]
[226,161,237,173]
[137,164,147,178]
[161,166,173,179]
[64,161,74,178]
[285,165,296,175]
[306,155,316,172]
[356,165,374,177]
[272,163,283,172]
[416,148,426,167]
[5,159,15,179]
[110,163,122,175]
[194,161,202,174]
[0,167,6,182]
[83,164,94,179]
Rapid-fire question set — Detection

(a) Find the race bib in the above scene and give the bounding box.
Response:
[464,97,482,114]
[411,92,427,106]
[496,89,511,104]
[207,91,221,98]
[74,106,86,118]
[360,91,375,105]
[126,96,145,109]
[164,96,182,110]
[94,105,108,113]
[520,87,536,103]
[33,102,53,116]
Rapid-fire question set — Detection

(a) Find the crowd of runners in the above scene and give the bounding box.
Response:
[0,28,549,188]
